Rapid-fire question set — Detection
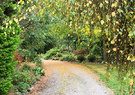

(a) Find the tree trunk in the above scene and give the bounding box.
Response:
[103,40,106,61]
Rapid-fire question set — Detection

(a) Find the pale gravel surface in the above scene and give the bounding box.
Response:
[27,60,114,95]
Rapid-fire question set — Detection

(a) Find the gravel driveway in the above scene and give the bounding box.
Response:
[27,60,114,95]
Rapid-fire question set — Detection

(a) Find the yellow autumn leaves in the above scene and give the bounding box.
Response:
[111,2,118,7]
[129,78,134,87]
[101,20,104,25]
[111,37,117,44]
[112,12,116,17]
[99,3,103,8]
[108,48,124,53]
[99,1,118,8]
[14,18,19,24]
[84,25,101,36]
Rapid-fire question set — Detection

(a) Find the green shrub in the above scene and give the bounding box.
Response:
[35,34,56,54]
[16,82,31,94]
[44,48,61,59]
[51,52,63,60]
[11,70,34,86]
[0,1,21,94]
[33,56,42,67]
[56,52,63,57]
[0,78,13,95]
[77,55,85,62]
[32,66,45,76]
[11,65,45,94]
[60,55,76,62]
[22,64,31,72]
[91,44,102,56]
[60,45,67,52]
[19,49,38,62]
[0,20,21,94]
[88,55,96,62]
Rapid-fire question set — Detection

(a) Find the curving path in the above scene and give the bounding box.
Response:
[27,60,114,95]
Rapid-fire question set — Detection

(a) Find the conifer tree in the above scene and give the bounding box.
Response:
[0,0,21,94]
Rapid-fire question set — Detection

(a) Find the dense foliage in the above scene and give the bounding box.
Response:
[11,64,44,94]
[44,48,61,59]
[0,0,45,94]
[0,0,22,94]
[88,55,96,62]
[77,55,85,62]
[60,55,76,62]
[19,1,57,62]
[0,0,134,94]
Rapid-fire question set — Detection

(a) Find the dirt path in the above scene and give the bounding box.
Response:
[27,60,114,95]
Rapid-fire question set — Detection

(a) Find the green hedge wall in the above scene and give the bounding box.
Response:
[0,1,21,94]
[0,22,21,94]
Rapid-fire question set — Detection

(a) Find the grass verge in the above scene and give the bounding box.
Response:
[80,63,135,95]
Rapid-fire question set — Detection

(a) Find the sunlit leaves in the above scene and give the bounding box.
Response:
[101,20,104,25]
[127,56,131,60]
[14,18,19,24]
[117,9,123,13]
[89,1,92,4]
[112,12,116,17]
[131,57,135,62]
[105,0,109,4]
[4,32,7,36]
[94,29,101,35]
[98,16,101,20]
[111,2,118,7]
[9,20,13,25]
[99,3,103,8]
[111,38,116,44]
[28,7,31,12]
[129,78,134,87]
[113,48,116,51]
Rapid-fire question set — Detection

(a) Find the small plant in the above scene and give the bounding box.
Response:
[21,64,31,71]
[16,82,31,94]
[77,55,85,62]
[11,70,34,86]
[11,68,42,94]
[44,48,61,59]
[60,55,76,62]
[19,49,38,62]
[60,45,67,52]
[32,66,45,76]
[88,55,96,62]
[33,56,42,67]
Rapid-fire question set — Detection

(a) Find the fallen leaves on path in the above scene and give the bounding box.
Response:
[27,60,114,95]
